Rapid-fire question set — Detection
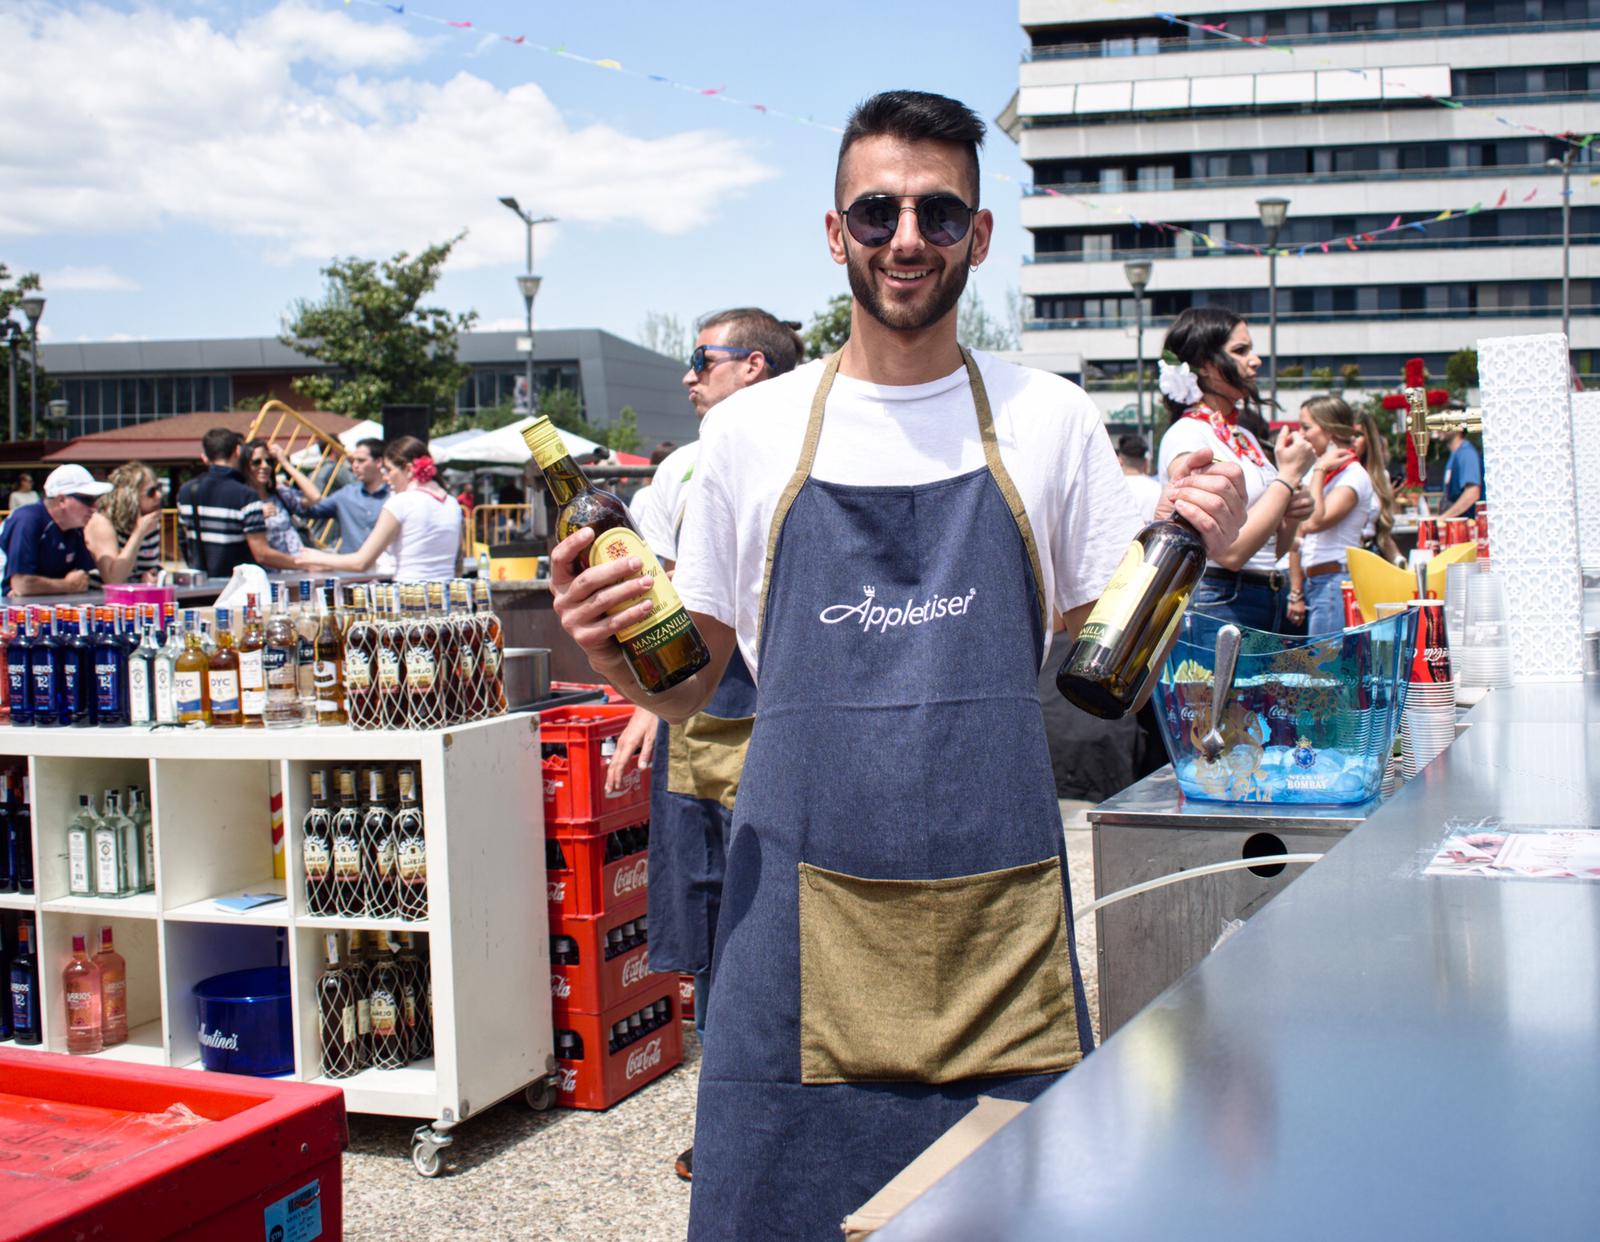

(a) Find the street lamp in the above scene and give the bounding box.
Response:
[1546,150,1574,368]
[1256,197,1289,411]
[498,197,556,414]
[18,293,44,439]
[1123,258,1153,467]
[1,317,23,443]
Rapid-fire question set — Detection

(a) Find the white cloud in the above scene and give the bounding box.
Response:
[43,265,140,292]
[0,2,775,269]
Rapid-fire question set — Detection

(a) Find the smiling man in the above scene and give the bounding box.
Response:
[549,89,1247,1239]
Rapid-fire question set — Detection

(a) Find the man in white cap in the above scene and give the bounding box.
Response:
[0,464,110,596]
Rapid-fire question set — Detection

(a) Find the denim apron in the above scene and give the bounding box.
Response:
[687,350,1093,1241]
[646,648,756,975]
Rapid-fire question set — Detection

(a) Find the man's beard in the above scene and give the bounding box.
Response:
[845,242,971,334]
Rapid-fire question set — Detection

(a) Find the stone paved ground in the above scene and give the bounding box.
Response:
[344,802,1100,1241]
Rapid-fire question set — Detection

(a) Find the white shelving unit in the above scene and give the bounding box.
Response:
[0,714,550,1175]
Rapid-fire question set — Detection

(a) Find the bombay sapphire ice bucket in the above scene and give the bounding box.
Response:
[1153,609,1417,804]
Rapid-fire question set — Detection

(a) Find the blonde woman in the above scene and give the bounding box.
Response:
[86,462,164,584]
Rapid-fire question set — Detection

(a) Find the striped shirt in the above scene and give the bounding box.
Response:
[88,521,165,588]
[175,465,266,578]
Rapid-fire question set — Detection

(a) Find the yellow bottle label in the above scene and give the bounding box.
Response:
[522,418,569,470]
[1077,541,1156,648]
[588,527,691,648]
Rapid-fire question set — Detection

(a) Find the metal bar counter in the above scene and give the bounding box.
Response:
[879,680,1600,1241]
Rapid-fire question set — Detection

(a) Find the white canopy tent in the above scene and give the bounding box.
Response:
[288,419,384,468]
[430,417,608,467]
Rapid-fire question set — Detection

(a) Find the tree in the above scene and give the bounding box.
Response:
[604,407,642,454]
[804,293,852,359]
[958,286,1018,351]
[0,263,51,439]
[639,311,690,363]
[1445,348,1479,400]
[281,234,477,423]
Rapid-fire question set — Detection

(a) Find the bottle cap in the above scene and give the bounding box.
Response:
[71,933,86,952]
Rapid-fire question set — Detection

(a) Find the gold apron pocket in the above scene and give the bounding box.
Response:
[666,714,754,810]
[797,857,1080,1085]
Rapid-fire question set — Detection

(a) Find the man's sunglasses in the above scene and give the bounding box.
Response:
[689,345,757,375]
[841,194,974,249]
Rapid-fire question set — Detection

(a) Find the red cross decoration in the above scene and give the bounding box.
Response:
[1381,358,1451,490]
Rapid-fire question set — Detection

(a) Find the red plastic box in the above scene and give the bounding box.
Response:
[678,972,696,1023]
[0,1049,345,1242]
[553,979,683,1111]
[549,679,630,705]
[546,822,649,918]
[540,704,652,830]
[550,895,657,1017]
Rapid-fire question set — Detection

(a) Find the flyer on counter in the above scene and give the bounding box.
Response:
[1425,820,1600,881]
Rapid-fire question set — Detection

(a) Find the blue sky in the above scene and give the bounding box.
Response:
[1,0,1036,354]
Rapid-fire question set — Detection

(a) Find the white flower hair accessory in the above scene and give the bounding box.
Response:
[1157,352,1202,406]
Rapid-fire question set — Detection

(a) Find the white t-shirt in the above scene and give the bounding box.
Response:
[1158,415,1279,575]
[674,352,1141,679]
[631,441,701,564]
[1299,463,1375,571]
[382,487,462,581]
[1123,471,1163,523]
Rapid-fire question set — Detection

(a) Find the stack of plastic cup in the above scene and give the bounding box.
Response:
[1401,599,1456,779]
[1456,568,1512,690]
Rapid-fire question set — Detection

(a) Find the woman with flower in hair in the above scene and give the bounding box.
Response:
[294,435,461,580]
[1156,305,1315,631]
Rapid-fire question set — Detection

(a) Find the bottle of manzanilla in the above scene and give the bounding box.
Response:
[522,417,710,693]
[1056,512,1206,719]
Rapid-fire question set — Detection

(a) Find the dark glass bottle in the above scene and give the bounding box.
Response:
[30,608,62,728]
[1056,515,1207,720]
[7,608,35,726]
[394,765,427,922]
[360,767,398,919]
[522,416,710,694]
[303,768,337,917]
[61,608,96,727]
[10,917,41,1044]
[0,775,13,894]
[366,936,407,1069]
[94,607,129,727]
[330,767,364,917]
[13,774,32,894]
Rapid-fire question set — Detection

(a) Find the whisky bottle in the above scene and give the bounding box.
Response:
[207,608,243,728]
[313,588,347,726]
[402,585,443,729]
[342,585,380,730]
[95,925,128,1047]
[1056,514,1207,720]
[361,766,399,918]
[316,932,361,1079]
[472,581,507,714]
[174,611,211,726]
[396,930,431,1060]
[237,597,266,727]
[449,581,485,721]
[376,585,407,729]
[367,936,407,1069]
[522,417,710,693]
[426,582,462,724]
[394,764,428,922]
[330,767,363,916]
[303,768,336,916]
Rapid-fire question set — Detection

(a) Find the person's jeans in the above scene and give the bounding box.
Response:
[1191,570,1283,633]
[1304,571,1347,636]
[694,968,711,1043]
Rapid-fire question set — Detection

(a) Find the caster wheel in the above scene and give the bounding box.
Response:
[525,1078,556,1111]
[411,1126,450,1178]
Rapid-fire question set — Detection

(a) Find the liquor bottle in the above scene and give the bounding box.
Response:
[238,597,266,728]
[54,608,93,727]
[424,582,461,724]
[29,608,61,728]
[67,793,98,897]
[330,767,364,916]
[63,933,104,1054]
[523,416,710,693]
[7,608,35,726]
[0,607,13,727]
[376,585,407,729]
[91,607,129,727]
[302,768,337,916]
[358,767,399,918]
[397,585,439,729]
[472,581,507,714]
[316,932,361,1078]
[448,581,484,721]
[9,918,41,1044]
[367,936,407,1069]
[295,579,319,723]
[154,615,182,726]
[0,920,11,1040]
[394,765,428,922]
[128,624,158,727]
[95,924,128,1046]
[313,588,347,726]
[207,608,243,728]
[263,584,301,729]
[395,930,431,1060]
[1055,512,1207,720]
[346,931,371,1066]
[95,789,138,897]
[128,786,154,893]
[12,774,32,895]
[0,775,12,894]
[342,585,379,730]
[174,611,211,726]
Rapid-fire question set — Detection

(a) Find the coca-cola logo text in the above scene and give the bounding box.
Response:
[612,858,649,897]
[605,769,641,800]
[619,950,651,987]
[625,1037,664,1080]
[550,974,571,999]
[547,880,567,904]
[558,1067,578,1093]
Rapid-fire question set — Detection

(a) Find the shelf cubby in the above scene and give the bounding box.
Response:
[35,910,162,1062]
[30,754,152,906]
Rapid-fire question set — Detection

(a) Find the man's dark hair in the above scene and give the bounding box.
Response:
[355,437,385,457]
[1116,434,1149,461]
[835,90,986,208]
[698,307,801,377]
[649,441,677,465]
[202,427,244,464]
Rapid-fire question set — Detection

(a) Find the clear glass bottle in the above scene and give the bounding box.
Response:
[128,623,159,728]
[330,767,364,916]
[237,596,266,728]
[316,931,361,1078]
[207,608,243,728]
[395,765,428,922]
[154,612,183,726]
[360,766,398,918]
[95,924,128,1047]
[62,933,103,1054]
[313,588,347,726]
[294,579,319,722]
[95,789,138,897]
[67,793,98,897]
[129,786,154,893]
[173,610,210,726]
[263,584,300,729]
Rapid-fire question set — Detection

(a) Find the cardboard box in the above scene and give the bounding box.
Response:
[841,1096,1029,1240]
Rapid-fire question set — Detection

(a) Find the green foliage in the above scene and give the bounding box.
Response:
[0,263,51,439]
[1340,363,1362,386]
[1310,366,1335,386]
[804,293,852,359]
[604,406,642,453]
[1277,363,1305,379]
[433,397,523,437]
[958,286,1018,351]
[1445,348,1479,399]
[281,234,478,423]
[537,386,592,438]
[638,312,690,363]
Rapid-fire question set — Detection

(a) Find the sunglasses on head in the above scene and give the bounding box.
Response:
[689,345,757,375]
[841,194,974,249]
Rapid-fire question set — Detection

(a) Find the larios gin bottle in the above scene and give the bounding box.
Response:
[1056,512,1206,719]
[522,417,710,693]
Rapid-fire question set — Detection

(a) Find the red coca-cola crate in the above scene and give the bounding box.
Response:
[550,679,630,705]
[546,822,650,918]
[553,978,683,1111]
[540,704,651,830]
[549,895,660,1017]
[678,972,697,1022]
[0,1049,344,1242]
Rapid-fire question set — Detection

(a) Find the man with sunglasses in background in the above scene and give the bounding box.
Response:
[550,90,1247,1239]
[0,464,108,596]
[610,306,800,1185]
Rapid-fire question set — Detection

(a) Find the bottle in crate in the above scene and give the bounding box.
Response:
[361,767,399,918]
[303,768,336,916]
[395,765,428,921]
[316,931,362,1078]
[330,767,364,916]
[367,936,407,1069]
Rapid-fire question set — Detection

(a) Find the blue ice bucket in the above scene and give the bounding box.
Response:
[1152,609,1417,804]
[192,966,293,1076]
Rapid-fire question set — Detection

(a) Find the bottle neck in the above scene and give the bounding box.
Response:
[541,454,590,507]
